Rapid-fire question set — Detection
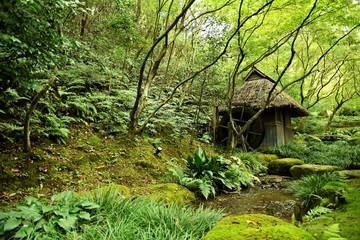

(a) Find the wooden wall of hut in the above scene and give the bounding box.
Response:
[260,109,293,147]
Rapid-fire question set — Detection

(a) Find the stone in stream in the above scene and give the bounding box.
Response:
[267,158,304,176]
[290,164,340,178]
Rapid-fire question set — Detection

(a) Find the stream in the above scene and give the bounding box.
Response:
[199,175,297,222]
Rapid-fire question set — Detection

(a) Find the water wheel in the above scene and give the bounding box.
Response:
[216,106,265,149]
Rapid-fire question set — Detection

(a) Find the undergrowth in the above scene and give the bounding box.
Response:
[167,148,258,199]
[273,140,360,169]
[288,172,347,206]
[0,188,222,239]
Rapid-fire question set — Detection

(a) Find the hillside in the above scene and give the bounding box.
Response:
[0,126,216,209]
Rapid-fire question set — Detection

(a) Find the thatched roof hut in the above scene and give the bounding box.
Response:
[215,67,310,148]
[232,67,310,117]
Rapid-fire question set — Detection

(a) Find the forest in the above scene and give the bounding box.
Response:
[0,0,360,239]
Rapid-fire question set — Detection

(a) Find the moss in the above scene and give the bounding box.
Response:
[77,184,131,198]
[87,135,102,145]
[347,136,360,146]
[131,183,196,206]
[268,158,304,176]
[203,214,315,240]
[257,154,279,167]
[339,170,360,179]
[290,164,340,178]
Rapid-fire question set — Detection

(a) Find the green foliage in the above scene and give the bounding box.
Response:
[0,191,99,239]
[0,188,222,239]
[273,140,360,170]
[168,148,257,199]
[81,188,221,240]
[288,173,346,206]
[322,223,347,240]
[305,206,333,222]
[233,151,267,175]
[294,117,327,134]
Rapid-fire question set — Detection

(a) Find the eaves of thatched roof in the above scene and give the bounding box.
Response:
[232,67,310,117]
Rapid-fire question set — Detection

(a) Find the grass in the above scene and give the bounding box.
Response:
[29,188,222,239]
[288,172,346,206]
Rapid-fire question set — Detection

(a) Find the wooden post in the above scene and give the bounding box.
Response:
[212,106,219,142]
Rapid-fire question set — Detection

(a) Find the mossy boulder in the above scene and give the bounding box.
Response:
[290,164,340,178]
[203,214,315,240]
[131,183,195,205]
[257,154,279,167]
[339,170,360,179]
[320,181,346,208]
[268,158,304,176]
[347,136,360,146]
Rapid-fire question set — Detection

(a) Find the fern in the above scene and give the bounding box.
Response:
[305,206,332,221]
[167,148,258,199]
[0,122,23,132]
[322,223,347,240]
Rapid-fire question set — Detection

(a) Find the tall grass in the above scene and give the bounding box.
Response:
[288,173,346,206]
[33,188,222,240]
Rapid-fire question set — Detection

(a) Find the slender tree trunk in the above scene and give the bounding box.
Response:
[326,103,343,131]
[24,68,58,152]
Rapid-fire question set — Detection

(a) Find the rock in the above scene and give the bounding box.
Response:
[268,158,304,176]
[339,170,360,178]
[203,214,315,240]
[131,183,195,206]
[290,164,340,178]
[347,136,360,146]
[257,154,279,167]
[320,181,346,208]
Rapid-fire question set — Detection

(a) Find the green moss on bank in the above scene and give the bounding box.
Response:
[0,127,216,210]
[203,214,315,240]
[302,178,360,240]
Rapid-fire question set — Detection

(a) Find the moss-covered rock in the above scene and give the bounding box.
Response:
[320,181,346,208]
[347,136,360,146]
[290,164,340,178]
[257,154,279,167]
[131,183,195,205]
[338,170,360,179]
[268,158,304,176]
[203,214,315,240]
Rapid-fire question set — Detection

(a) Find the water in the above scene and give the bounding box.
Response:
[199,177,297,222]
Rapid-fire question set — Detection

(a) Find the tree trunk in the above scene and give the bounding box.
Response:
[326,103,343,131]
[24,68,58,152]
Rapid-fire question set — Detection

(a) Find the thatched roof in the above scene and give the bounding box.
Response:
[231,67,310,117]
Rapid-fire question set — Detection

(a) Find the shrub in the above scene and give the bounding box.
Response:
[0,191,99,239]
[168,148,258,199]
[233,151,267,175]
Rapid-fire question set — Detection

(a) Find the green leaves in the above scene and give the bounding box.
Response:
[169,147,257,199]
[0,191,98,239]
[4,218,21,232]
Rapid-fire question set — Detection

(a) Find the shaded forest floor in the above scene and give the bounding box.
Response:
[0,126,217,210]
